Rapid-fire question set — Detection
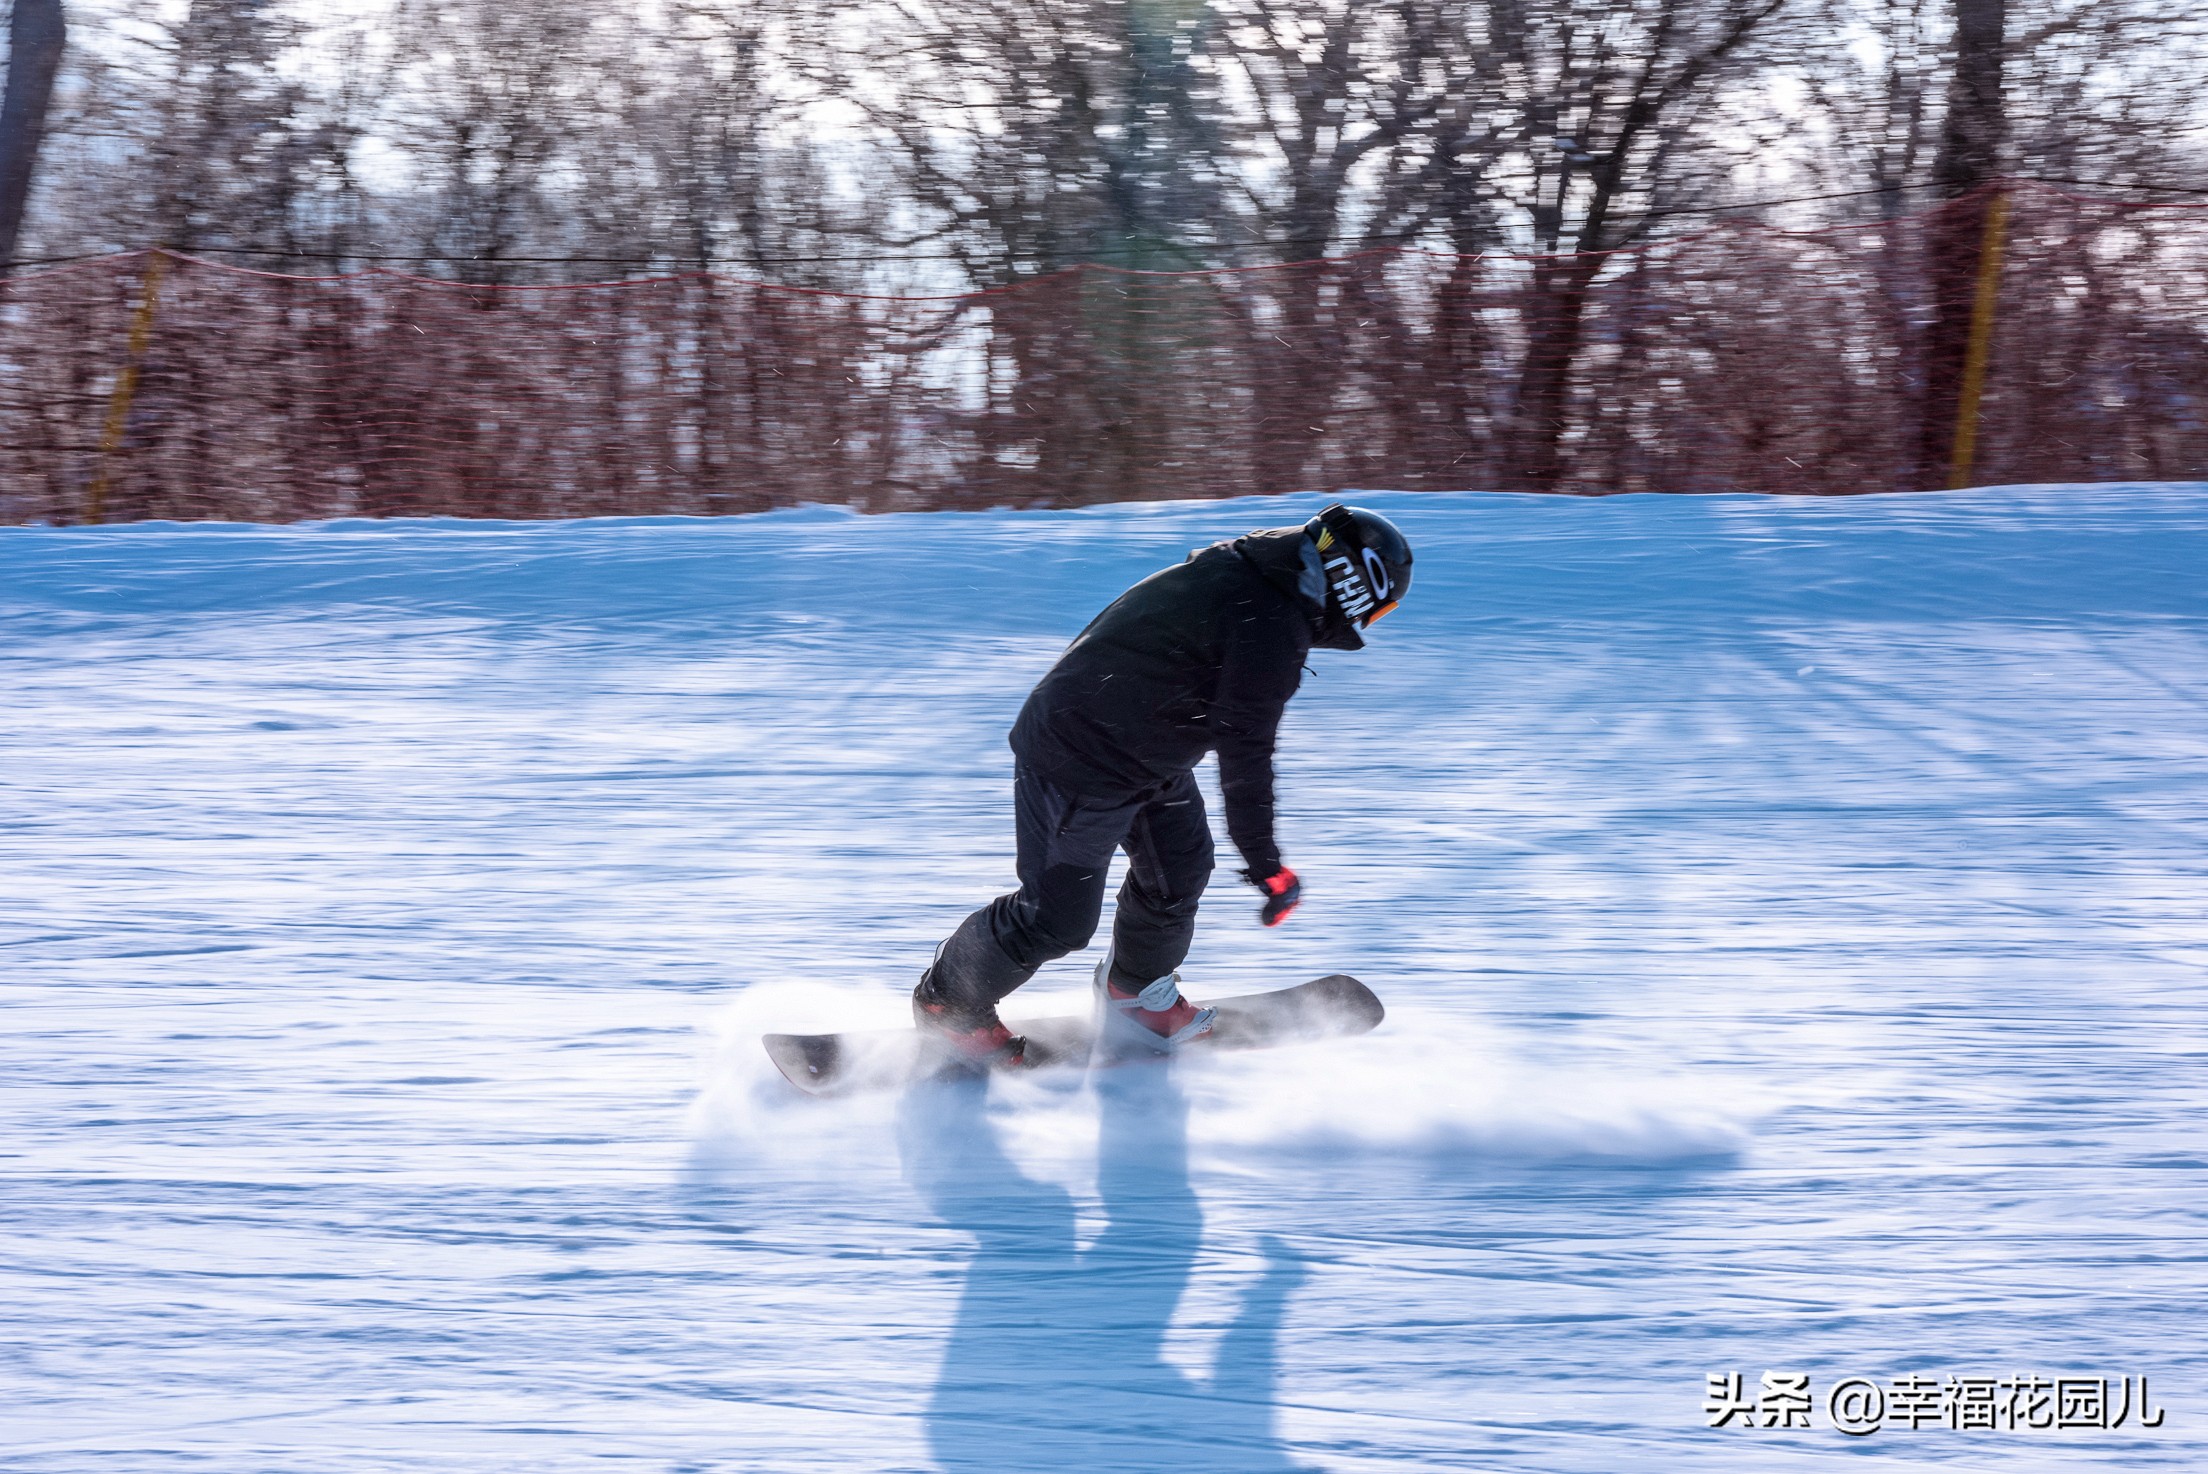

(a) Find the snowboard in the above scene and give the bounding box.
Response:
[763,973,1384,1098]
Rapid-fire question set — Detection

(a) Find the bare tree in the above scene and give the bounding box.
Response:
[855,0,1229,281]
[0,0,67,269]
[384,0,615,284]
[145,0,311,253]
[845,0,1230,502]
[1463,0,1797,489]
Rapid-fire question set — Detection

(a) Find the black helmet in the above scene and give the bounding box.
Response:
[1305,503,1412,632]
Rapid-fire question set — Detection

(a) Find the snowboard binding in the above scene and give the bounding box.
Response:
[1093,954,1217,1056]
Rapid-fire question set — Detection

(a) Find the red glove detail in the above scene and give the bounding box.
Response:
[1253,867,1301,927]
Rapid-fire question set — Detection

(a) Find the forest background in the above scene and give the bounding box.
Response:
[2,0,2205,517]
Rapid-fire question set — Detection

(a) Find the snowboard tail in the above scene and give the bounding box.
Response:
[764,974,1383,1098]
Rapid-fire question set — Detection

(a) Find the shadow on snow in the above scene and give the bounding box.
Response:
[898,1066,1320,1474]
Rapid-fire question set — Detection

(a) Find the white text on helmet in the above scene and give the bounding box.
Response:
[1324,553,1376,619]
[1360,546,1393,602]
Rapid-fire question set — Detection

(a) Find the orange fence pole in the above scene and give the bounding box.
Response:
[1947,190,2011,491]
[84,249,167,524]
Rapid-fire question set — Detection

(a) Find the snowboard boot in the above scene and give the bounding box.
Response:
[913,969,1028,1069]
[1094,953,1216,1055]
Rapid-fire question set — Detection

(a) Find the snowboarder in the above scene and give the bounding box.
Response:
[912,503,1414,1066]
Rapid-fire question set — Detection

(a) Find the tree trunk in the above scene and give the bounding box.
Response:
[1510,255,1597,493]
[1916,0,2005,488]
[0,0,67,270]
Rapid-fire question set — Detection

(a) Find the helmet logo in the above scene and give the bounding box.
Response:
[1323,553,1377,622]
[1360,547,1393,603]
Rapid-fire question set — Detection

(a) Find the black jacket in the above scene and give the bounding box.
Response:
[1010,527,1350,877]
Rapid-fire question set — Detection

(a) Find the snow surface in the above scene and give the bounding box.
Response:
[3,485,2205,1472]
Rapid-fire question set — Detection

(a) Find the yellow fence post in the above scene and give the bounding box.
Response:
[1947,190,2011,492]
[84,249,168,525]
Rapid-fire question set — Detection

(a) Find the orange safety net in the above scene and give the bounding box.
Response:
[4,183,2206,523]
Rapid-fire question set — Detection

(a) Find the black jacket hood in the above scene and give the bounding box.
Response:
[1231,526,1367,650]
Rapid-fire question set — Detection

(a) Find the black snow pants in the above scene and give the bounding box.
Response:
[928,764,1215,1010]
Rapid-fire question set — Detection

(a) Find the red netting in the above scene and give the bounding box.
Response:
[4,184,2206,522]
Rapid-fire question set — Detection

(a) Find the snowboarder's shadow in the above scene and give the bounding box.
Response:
[897,1065,1319,1474]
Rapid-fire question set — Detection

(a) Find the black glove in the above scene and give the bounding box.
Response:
[1241,866,1301,927]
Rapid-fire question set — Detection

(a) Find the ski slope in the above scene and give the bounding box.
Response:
[3,486,2204,1472]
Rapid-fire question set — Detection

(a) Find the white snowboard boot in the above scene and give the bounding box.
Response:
[1094,953,1217,1054]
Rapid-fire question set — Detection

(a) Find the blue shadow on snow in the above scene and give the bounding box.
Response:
[898,1066,1318,1474]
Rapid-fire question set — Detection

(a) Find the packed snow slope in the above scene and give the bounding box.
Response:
[4,486,2205,1473]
